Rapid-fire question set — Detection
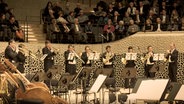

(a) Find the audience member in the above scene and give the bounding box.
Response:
[77,10,89,24]
[127,19,139,35]
[103,19,115,42]
[70,18,87,43]
[84,21,95,43]
[7,16,24,42]
[142,19,153,32]
[74,3,82,17]
[115,20,127,39]
[67,11,75,23]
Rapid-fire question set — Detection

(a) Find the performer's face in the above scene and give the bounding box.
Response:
[68,46,74,51]
[148,47,153,52]
[106,47,111,52]
[85,47,90,53]
[128,49,133,53]
[170,43,175,50]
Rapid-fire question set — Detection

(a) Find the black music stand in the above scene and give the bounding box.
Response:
[79,67,94,104]
[121,67,137,94]
[29,71,46,82]
[54,73,74,102]
[93,68,113,78]
[149,64,159,73]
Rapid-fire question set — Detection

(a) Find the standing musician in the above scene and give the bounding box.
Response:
[80,46,92,67]
[165,43,178,82]
[5,39,18,64]
[42,40,56,73]
[143,45,155,78]
[122,46,136,88]
[17,44,27,73]
[102,45,115,77]
[64,44,77,75]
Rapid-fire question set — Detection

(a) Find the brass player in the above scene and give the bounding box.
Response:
[102,45,115,77]
[121,46,136,88]
[143,45,155,78]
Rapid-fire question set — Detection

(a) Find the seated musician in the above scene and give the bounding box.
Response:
[143,45,156,78]
[102,45,115,77]
[64,44,77,75]
[121,46,136,88]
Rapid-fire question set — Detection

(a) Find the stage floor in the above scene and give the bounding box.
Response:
[57,88,171,104]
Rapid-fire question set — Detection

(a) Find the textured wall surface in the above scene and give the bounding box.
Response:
[1,31,184,87]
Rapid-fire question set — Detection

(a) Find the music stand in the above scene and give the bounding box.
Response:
[121,67,137,79]
[78,67,94,104]
[152,53,166,72]
[93,68,113,78]
[121,67,137,94]
[30,71,46,82]
[127,79,169,103]
[58,73,75,88]
[89,74,107,104]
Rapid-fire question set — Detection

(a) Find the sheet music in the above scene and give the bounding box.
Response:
[88,53,100,60]
[89,74,107,93]
[40,54,48,61]
[153,54,159,61]
[67,53,75,60]
[153,53,165,61]
[158,53,165,61]
[125,53,137,60]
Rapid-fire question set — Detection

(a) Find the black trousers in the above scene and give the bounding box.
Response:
[168,63,177,82]
[65,64,77,75]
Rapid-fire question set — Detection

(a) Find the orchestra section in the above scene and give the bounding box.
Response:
[0,31,184,103]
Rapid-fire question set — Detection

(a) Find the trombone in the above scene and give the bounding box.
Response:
[51,47,60,54]
[19,47,38,59]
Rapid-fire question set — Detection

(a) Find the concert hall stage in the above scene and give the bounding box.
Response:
[0,31,184,104]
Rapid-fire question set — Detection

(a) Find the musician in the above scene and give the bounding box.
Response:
[64,44,77,75]
[165,43,178,82]
[122,46,136,88]
[144,45,155,78]
[17,44,26,73]
[5,39,18,64]
[102,45,115,77]
[42,40,56,72]
[80,46,92,67]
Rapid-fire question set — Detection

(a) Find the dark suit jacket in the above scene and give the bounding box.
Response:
[153,23,166,31]
[166,49,178,64]
[70,23,83,34]
[17,51,26,73]
[42,47,56,72]
[5,45,18,63]
[81,52,91,66]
